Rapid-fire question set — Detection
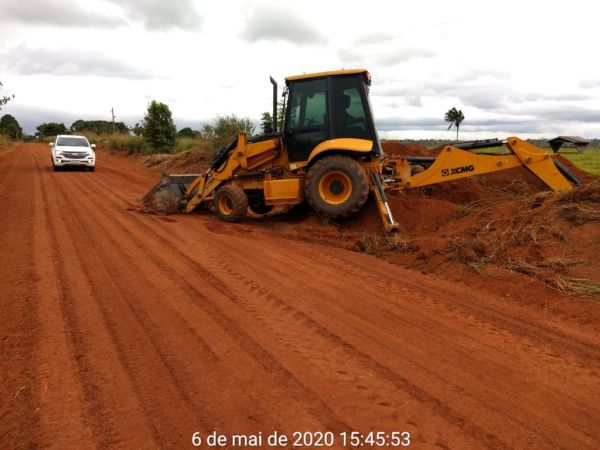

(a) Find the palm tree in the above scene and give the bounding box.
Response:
[444,107,465,141]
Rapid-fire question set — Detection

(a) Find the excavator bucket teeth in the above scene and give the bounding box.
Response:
[141,174,199,214]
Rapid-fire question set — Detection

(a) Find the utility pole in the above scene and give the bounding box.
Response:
[111,107,116,134]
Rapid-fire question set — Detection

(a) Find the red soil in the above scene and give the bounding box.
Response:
[382,141,432,156]
[2,144,600,449]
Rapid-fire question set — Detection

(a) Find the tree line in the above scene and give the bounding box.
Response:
[2,80,598,152]
[0,99,256,154]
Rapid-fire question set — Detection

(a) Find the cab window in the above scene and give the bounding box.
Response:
[332,76,371,139]
[287,79,328,130]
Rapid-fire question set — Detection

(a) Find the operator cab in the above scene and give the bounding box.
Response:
[282,69,381,163]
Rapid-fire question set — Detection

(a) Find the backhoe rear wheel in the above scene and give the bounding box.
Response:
[305,155,369,219]
[214,184,248,222]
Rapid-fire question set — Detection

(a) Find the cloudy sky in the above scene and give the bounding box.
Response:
[1,0,599,139]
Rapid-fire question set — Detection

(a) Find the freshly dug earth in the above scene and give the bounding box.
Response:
[2,143,600,449]
[259,142,600,323]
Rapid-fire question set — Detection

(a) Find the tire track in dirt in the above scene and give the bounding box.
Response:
[98,171,600,448]
[48,157,351,436]
[298,242,600,358]
[32,154,162,448]
[4,144,599,449]
[78,164,600,446]
[56,165,355,437]
[0,147,39,449]
[67,160,600,448]
[66,157,519,448]
[174,228,600,449]
[29,152,101,448]
[63,163,476,446]
[34,157,214,448]
[89,151,600,362]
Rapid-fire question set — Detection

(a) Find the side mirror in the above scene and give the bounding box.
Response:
[49,142,54,146]
[91,144,96,148]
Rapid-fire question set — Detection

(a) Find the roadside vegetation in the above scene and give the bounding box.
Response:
[0,80,597,176]
[559,149,600,175]
[0,134,11,147]
[0,80,17,147]
[29,102,256,157]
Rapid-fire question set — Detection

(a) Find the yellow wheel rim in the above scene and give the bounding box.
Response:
[318,170,352,205]
[218,194,233,215]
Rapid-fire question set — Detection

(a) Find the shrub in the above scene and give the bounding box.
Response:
[105,134,149,154]
[172,137,212,154]
[201,114,255,149]
[140,100,177,152]
[0,114,22,140]
[0,133,11,147]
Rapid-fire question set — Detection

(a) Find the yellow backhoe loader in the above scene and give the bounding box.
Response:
[142,69,582,231]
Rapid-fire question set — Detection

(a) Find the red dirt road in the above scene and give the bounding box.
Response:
[2,143,600,449]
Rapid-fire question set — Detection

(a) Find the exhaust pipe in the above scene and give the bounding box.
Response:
[270,76,277,133]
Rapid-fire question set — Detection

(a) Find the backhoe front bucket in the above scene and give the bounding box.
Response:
[141,174,199,214]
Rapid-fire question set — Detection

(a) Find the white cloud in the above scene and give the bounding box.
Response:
[1,46,157,79]
[107,0,202,31]
[0,0,123,28]
[1,0,600,139]
[240,3,326,44]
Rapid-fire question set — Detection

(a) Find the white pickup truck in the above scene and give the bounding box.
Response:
[50,135,96,171]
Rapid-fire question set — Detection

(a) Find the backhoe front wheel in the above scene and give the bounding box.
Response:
[213,184,248,222]
[305,155,369,219]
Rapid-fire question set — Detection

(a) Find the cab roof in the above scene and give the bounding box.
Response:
[285,69,369,85]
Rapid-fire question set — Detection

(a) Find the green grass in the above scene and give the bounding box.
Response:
[470,146,600,176]
[75,132,214,155]
[559,148,600,176]
[172,137,213,154]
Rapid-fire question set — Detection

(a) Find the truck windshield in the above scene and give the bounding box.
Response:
[57,137,89,147]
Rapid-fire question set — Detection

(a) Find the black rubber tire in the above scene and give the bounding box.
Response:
[247,192,274,215]
[213,184,248,223]
[89,166,96,172]
[249,202,274,215]
[304,155,369,219]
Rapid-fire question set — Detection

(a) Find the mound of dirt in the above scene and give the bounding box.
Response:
[131,140,600,303]
[361,177,600,298]
[342,192,458,234]
[382,141,436,156]
[381,141,409,156]
[143,150,208,174]
[554,154,597,183]
[272,151,600,304]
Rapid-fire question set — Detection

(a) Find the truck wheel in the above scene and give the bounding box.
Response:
[304,155,369,219]
[214,184,248,222]
[247,191,274,215]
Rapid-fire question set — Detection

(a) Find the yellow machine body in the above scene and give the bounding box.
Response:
[385,137,574,192]
[183,133,373,212]
[142,68,581,232]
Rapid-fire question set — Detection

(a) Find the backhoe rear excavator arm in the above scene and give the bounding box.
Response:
[376,136,582,231]
[387,136,579,192]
